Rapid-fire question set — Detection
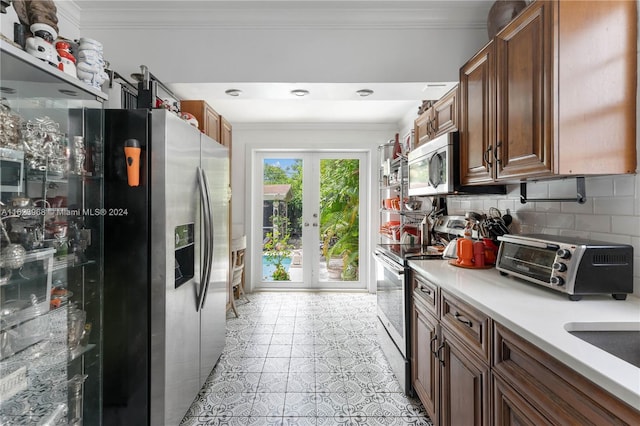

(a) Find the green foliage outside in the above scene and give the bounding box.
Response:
[263,215,294,280]
[319,159,360,281]
[264,162,303,235]
[263,157,360,281]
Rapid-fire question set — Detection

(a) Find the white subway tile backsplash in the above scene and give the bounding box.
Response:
[575,214,611,233]
[613,175,635,196]
[585,176,614,196]
[543,213,574,229]
[497,199,516,215]
[558,229,590,239]
[514,211,547,228]
[589,232,632,245]
[593,197,635,215]
[445,173,638,295]
[611,215,640,236]
[548,179,580,198]
[561,198,594,214]
[522,181,548,198]
[535,202,561,212]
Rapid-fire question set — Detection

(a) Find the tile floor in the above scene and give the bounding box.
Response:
[181,292,432,426]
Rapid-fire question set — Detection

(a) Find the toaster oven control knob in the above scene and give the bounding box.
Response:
[556,248,571,259]
[550,276,565,286]
[552,262,567,272]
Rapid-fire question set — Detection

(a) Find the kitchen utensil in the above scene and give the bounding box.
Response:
[502,209,513,227]
[442,238,458,259]
[405,199,423,211]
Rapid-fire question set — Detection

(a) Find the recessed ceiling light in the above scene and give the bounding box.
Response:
[225,89,242,97]
[356,89,374,97]
[290,89,310,97]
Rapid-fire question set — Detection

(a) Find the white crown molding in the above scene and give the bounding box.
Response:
[74,1,492,30]
[56,1,82,29]
[232,121,397,132]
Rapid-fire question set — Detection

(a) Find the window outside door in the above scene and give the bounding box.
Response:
[253,151,367,290]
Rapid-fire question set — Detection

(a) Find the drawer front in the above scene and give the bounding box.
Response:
[412,272,438,317]
[440,291,490,362]
[493,322,640,425]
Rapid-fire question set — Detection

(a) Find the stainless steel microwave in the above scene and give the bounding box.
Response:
[0,147,24,193]
[407,132,504,197]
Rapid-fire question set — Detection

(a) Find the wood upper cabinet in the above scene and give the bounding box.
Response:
[414,85,459,148]
[460,41,495,185]
[494,0,553,180]
[220,116,232,150]
[432,86,458,138]
[459,0,637,185]
[180,100,221,142]
[415,109,434,148]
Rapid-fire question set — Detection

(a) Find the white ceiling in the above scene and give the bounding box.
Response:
[67,0,495,124]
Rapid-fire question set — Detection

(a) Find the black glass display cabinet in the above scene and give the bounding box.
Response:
[1,39,105,425]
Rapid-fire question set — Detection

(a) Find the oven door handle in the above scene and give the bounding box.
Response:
[373,252,405,278]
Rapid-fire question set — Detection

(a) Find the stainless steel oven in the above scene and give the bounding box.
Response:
[373,247,410,393]
[373,244,442,395]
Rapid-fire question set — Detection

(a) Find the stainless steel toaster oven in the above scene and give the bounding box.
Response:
[496,234,633,301]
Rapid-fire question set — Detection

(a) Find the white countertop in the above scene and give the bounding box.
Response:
[408,258,640,410]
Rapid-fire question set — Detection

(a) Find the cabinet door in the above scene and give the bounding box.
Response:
[460,41,495,184]
[440,329,491,426]
[415,109,433,148]
[433,86,458,137]
[412,302,439,423]
[493,374,552,426]
[494,0,553,180]
[220,116,232,149]
[203,102,221,142]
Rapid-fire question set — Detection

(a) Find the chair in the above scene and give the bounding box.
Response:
[228,235,248,317]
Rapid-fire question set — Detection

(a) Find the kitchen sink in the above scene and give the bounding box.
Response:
[565,322,640,368]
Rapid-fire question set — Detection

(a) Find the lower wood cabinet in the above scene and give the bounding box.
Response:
[411,282,490,426]
[440,327,491,426]
[412,298,439,423]
[493,323,640,426]
[410,269,640,426]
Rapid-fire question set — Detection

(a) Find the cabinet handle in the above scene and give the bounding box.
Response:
[436,342,445,366]
[454,311,473,328]
[494,141,502,164]
[484,145,493,167]
[430,335,438,357]
[419,285,432,295]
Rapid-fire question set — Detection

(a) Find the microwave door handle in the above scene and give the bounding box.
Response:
[428,152,442,187]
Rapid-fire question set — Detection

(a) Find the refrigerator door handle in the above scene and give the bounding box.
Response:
[196,167,212,312]
[199,167,215,310]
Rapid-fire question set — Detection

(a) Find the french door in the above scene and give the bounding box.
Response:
[252,151,367,290]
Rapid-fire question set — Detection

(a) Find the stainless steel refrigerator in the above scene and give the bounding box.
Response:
[102,109,228,425]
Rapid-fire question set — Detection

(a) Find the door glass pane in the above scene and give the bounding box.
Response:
[319,158,360,282]
[262,158,302,282]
